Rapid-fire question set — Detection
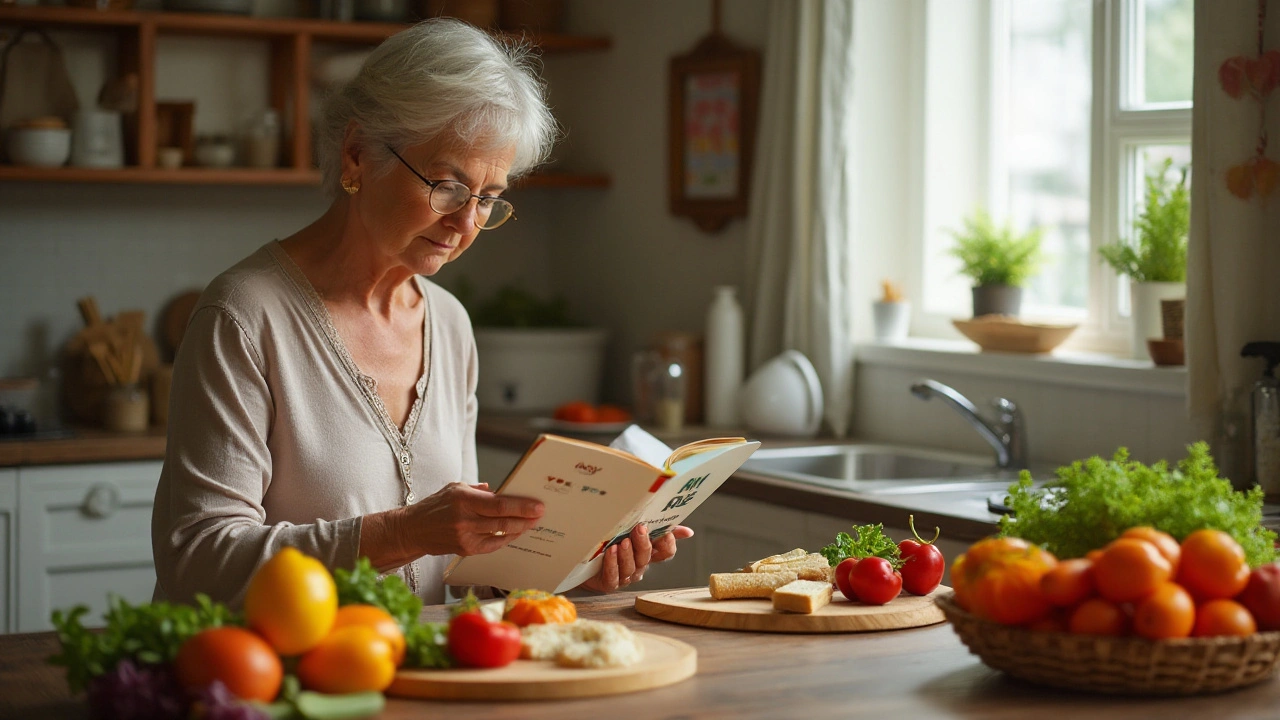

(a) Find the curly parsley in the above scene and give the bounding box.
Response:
[998,442,1277,567]
[820,523,903,569]
[49,594,239,694]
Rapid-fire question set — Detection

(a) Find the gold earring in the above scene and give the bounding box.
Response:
[341,178,360,195]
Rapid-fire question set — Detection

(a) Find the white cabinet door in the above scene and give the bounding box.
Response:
[17,461,162,632]
[0,469,15,634]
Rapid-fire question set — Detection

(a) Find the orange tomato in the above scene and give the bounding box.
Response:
[1093,538,1172,603]
[1120,527,1181,573]
[1177,529,1250,601]
[175,627,283,703]
[1193,599,1257,637]
[1068,598,1129,636]
[950,554,972,610]
[503,591,578,627]
[245,547,338,656]
[553,401,598,424]
[1133,582,1195,640]
[1040,558,1096,607]
[1027,611,1068,633]
[332,604,406,666]
[957,538,1058,626]
[298,626,397,694]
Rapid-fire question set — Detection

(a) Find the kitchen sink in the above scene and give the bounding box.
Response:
[740,443,1024,495]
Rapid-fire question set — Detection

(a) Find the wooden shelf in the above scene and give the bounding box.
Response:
[0,165,610,188]
[0,6,611,187]
[0,7,612,51]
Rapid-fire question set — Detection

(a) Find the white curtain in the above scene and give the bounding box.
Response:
[744,0,857,437]
[1188,0,1280,486]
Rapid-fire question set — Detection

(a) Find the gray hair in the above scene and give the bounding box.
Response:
[316,18,558,199]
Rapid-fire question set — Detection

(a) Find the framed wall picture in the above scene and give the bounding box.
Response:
[668,32,761,233]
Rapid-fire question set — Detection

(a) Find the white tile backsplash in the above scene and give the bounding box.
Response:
[854,359,1194,469]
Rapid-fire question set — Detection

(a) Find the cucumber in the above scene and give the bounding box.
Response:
[294,691,386,720]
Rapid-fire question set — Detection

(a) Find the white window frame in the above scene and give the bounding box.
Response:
[907,0,1192,356]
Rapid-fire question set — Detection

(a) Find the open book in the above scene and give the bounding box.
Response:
[443,425,760,593]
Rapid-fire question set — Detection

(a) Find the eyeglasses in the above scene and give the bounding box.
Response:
[386,146,515,230]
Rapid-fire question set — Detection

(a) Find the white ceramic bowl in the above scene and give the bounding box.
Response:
[738,350,824,437]
[7,127,72,168]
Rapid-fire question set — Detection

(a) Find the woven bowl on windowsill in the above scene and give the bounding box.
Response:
[935,592,1280,696]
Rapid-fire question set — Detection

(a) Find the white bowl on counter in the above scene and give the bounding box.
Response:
[7,127,72,168]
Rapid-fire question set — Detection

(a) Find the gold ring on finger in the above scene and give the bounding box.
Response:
[492,530,506,537]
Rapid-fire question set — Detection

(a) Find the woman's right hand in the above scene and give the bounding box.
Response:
[402,482,544,557]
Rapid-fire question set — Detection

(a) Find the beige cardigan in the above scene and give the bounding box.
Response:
[152,241,479,607]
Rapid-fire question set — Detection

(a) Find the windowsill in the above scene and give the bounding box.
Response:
[857,338,1187,397]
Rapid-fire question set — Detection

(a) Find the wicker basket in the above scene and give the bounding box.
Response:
[935,593,1280,695]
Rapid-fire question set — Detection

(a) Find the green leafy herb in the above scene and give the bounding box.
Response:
[820,523,903,569]
[998,442,1277,566]
[333,558,422,631]
[403,621,454,669]
[49,594,240,694]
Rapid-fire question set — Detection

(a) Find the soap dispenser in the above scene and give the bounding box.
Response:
[1242,342,1280,495]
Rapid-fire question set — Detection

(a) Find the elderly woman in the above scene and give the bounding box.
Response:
[152,19,691,607]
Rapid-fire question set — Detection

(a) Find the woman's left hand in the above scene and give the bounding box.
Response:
[579,524,695,593]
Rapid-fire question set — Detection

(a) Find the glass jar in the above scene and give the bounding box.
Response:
[244,109,281,169]
[656,360,686,433]
[103,384,150,433]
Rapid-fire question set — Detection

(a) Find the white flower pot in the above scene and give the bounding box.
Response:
[1130,280,1185,361]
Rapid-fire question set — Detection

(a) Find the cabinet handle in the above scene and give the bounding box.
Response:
[82,483,121,519]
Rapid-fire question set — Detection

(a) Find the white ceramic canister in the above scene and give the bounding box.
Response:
[70,109,124,168]
[705,286,744,427]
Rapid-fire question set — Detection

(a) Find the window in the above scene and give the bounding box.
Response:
[913,0,1193,353]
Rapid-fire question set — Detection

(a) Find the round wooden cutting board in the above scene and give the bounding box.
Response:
[634,586,949,633]
[387,631,696,701]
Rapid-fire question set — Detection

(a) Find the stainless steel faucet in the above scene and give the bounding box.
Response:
[909,379,1028,469]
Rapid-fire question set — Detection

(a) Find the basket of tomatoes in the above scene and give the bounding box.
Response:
[937,528,1280,696]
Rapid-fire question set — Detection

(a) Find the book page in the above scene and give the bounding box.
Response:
[608,424,673,468]
[442,435,665,592]
[555,440,761,592]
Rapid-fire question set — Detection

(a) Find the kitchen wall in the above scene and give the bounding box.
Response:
[541,0,769,402]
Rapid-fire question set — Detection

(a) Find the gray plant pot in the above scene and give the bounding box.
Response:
[971,285,1023,317]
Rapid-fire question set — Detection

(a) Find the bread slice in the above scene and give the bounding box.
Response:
[772,580,833,614]
[743,548,807,572]
[753,554,835,583]
[709,570,799,599]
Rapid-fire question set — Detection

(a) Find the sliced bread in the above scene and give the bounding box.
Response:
[772,579,833,614]
[743,548,807,572]
[709,570,799,599]
[753,553,835,583]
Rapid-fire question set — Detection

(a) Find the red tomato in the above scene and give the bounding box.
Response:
[175,627,283,703]
[1237,563,1280,631]
[835,557,859,600]
[898,516,945,596]
[553,401,598,424]
[447,611,521,669]
[847,557,903,605]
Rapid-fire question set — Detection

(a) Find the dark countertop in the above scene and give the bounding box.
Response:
[5,590,1278,719]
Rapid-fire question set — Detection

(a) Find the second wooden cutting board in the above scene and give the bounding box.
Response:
[635,586,949,633]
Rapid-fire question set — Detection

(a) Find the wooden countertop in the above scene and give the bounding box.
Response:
[0,427,166,467]
[4,591,1279,719]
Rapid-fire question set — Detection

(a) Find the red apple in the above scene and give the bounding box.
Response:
[1237,563,1280,631]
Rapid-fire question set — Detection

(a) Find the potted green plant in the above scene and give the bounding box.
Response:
[948,209,1044,317]
[1098,158,1189,359]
